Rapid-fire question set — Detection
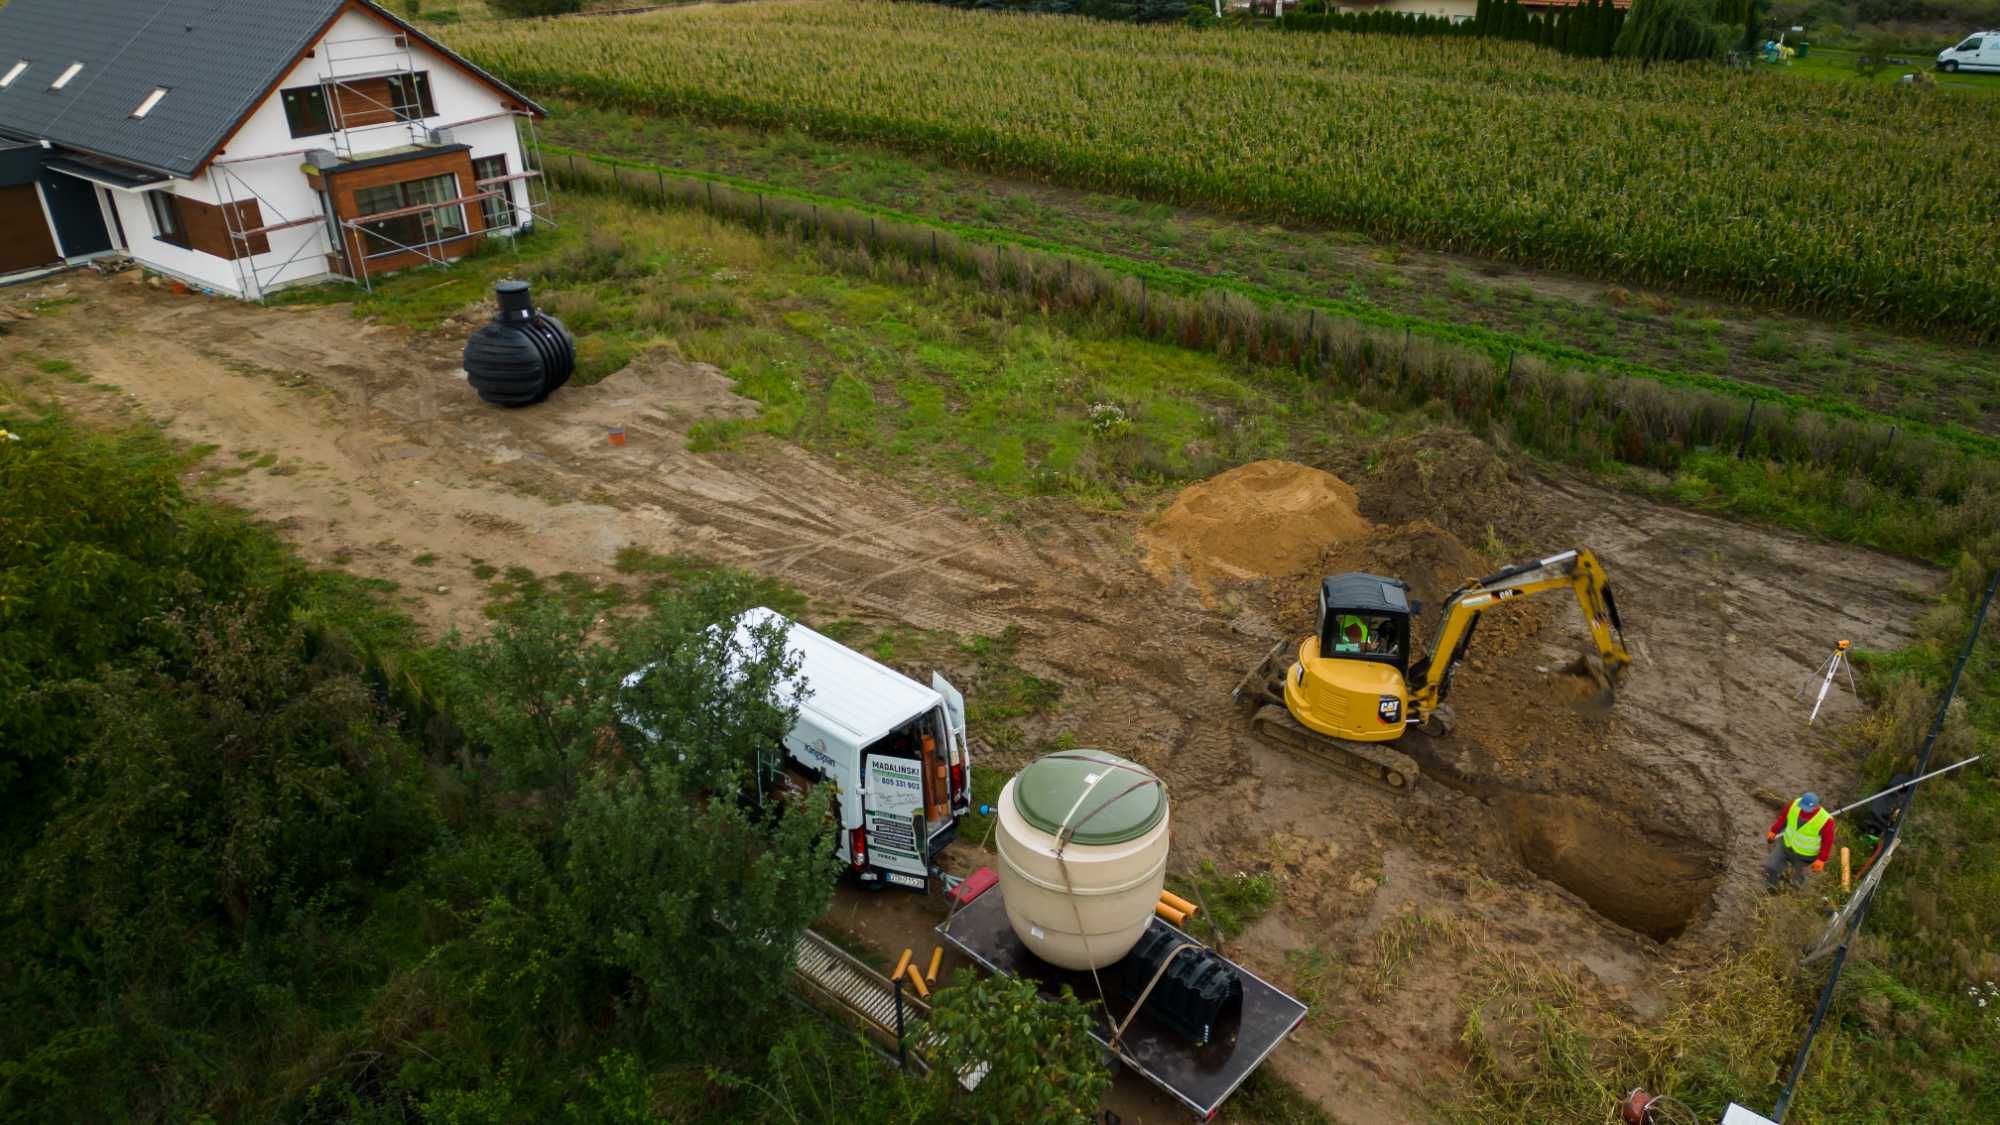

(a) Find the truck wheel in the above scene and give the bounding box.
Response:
[1942,61,1959,72]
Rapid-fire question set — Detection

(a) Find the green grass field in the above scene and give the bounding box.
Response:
[1779,44,2000,96]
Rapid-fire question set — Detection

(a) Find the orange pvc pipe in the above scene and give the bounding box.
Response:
[1159,890,1198,916]
[926,946,943,984]
[1155,902,1188,925]
[904,962,930,999]
[892,948,913,982]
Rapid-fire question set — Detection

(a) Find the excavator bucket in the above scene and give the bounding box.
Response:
[1558,650,1622,711]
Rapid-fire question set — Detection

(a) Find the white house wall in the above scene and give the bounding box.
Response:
[115,5,534,299]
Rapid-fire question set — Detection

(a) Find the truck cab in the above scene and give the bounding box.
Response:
[626,607,972,893]
[1938,32,2000,72]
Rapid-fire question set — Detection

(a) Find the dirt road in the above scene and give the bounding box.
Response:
[3,275,1938,1121]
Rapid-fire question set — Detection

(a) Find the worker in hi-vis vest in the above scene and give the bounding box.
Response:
[1764,792,1835,889]
[1334,614,1370,654]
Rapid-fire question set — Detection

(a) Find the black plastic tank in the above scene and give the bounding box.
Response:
[1116,921,1244,1047]
[463,279,576,407]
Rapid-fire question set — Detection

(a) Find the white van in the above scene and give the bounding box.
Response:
[625,607,972,892]
[1937,32,2000,72]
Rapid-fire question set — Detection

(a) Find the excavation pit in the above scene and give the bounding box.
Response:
[1494,793,1720,943]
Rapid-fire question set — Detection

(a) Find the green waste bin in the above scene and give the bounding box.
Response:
[1794,41,1809,57]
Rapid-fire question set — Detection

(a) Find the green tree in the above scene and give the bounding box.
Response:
[0,413,298,838]
[924,971,1112,1124]
[430,593,836,1053]
[3,600,430,1119]
[1614,0,1727,60]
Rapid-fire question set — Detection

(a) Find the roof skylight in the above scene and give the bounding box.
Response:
[0,61,27,89]
[131,87,167,118]
[50,62,82,90]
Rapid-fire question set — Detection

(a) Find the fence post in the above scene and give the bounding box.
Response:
[893,977,907,1071]
[757,193,765,230]
[931,230,938,265]
[656,168,664,203]
[1140,277,1147,327]
[706,180,714,212]
[869,216,877,251]
[1736,401,1759,459]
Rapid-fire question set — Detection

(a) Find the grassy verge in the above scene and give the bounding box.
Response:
[539,140,2000,469]
[535,102,2000,436]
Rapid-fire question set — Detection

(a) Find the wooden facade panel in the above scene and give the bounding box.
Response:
[333,78,400,129]
[309,148,485,278]
[0,184,60,273]
[177,197,270,260]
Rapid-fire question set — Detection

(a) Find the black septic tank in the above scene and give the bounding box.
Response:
[463,280,576,407]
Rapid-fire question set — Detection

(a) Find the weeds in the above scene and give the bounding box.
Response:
[1167,860,1279,941]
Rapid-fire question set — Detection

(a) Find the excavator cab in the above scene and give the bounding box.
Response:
[1281,574,1421,745]
[1316,574,1414,669]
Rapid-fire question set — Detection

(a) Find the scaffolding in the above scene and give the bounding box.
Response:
[212,21,556,301]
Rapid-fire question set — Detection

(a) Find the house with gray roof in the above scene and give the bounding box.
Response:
[0,0,548,297]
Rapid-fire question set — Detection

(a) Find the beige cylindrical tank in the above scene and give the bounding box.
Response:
[995,748,1170,971]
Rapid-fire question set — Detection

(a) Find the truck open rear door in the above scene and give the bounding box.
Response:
[933,673,970,813]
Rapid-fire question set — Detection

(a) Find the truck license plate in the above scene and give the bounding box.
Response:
[885,872,927,891]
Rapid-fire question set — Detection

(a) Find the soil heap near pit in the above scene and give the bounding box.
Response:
[1148,461,1372,585]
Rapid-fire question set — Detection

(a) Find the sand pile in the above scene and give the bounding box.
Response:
[1148,461,1372,584]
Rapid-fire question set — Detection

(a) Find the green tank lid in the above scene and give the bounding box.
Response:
[1013,749,1166,845]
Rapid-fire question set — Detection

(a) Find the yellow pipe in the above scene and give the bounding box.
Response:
[926,946,943,984]
[904,962,930,999]
[1159,890,1198,917]
[892,948,912,982]
[1841,846,1851,891]
[1155,902,1188,925]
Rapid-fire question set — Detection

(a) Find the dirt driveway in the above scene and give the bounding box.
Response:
[3,275,1938,1122]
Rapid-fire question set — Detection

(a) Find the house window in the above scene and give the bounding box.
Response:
[146,191,185,247]
[50,62,82,90]
[386,73,437,120]
[473,155,514,229]
[131,87,169,118]
[0,61,26,89]
[282,84,332,138]
[351,172,467,258]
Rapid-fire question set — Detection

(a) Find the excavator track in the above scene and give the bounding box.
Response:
[1248,705,1421,793]
[1234,643,1421,794]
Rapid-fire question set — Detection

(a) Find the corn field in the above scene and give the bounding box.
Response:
[450,1,2000,338]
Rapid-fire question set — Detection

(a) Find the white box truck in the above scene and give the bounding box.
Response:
[626,607,972,892]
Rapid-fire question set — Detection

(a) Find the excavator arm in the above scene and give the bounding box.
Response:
[1408,548,1629,725]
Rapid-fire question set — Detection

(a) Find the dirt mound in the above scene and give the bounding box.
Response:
[1353,431,1521,538]
[1148,460,1371,584]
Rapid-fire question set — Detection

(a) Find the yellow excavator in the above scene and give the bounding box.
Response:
[1233,547,1630,792]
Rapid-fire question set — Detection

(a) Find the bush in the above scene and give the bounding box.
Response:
[925,971,1111,1123]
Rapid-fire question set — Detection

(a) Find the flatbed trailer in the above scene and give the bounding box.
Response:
[936,883,1307,1120]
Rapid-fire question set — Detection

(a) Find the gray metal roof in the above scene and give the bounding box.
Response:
[0,0,543,179]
